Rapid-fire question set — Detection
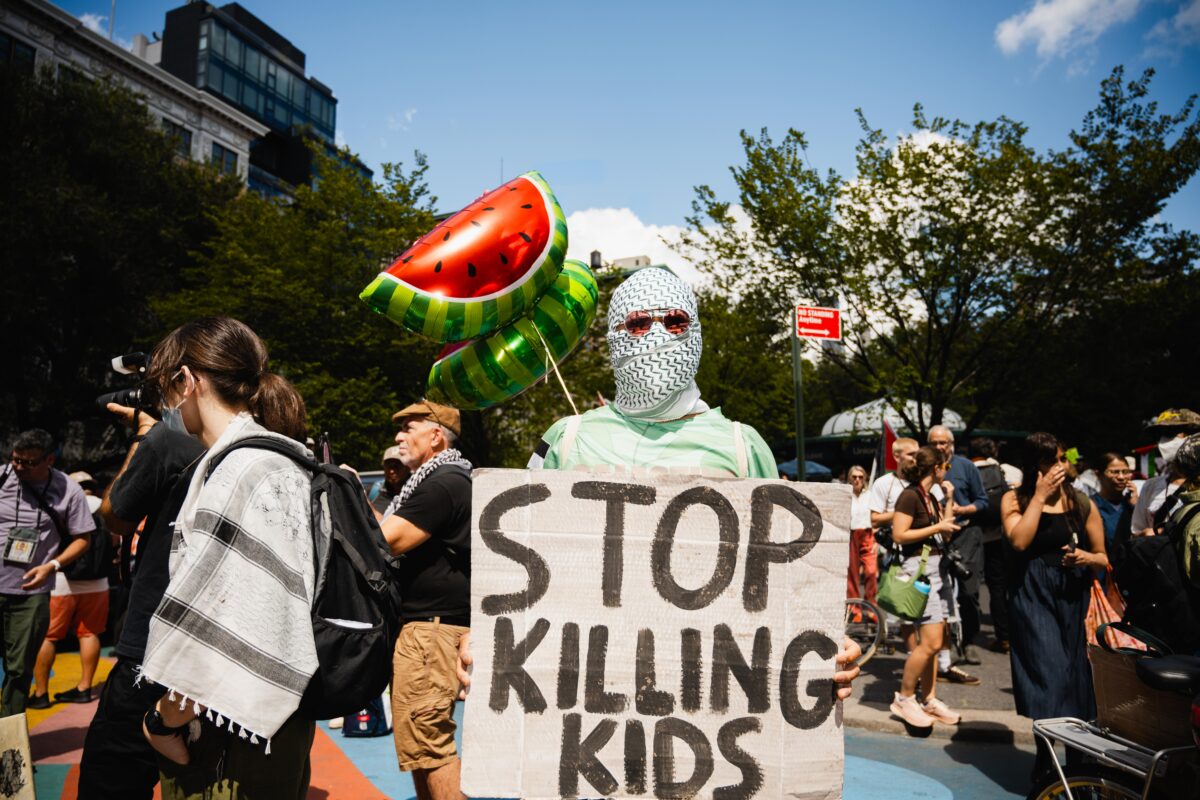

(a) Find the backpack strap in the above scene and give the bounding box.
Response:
[556,415,583,466]
[204,436,317,480]
[1165,501,1200,545]
[732,421,748,478]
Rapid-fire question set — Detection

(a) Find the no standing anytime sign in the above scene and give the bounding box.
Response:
[794,306,841,341]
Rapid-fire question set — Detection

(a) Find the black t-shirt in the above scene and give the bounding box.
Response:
[894,485,943,558]
[393,465,471,619]
[108,425,205,661]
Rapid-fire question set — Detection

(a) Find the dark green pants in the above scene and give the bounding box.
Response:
[158,712,315,800]
[0,592,50,716]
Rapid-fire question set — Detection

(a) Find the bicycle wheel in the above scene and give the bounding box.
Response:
[1026,765,1153,800]
[844,598,884,666]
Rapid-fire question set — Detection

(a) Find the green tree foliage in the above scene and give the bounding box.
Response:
[0,66,239,450]
[682,67,1198,443]
[152,145,439,467]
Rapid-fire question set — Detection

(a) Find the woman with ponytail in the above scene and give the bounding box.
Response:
[888,445,964,732]
[137,317,318,798]
[1002,432,1107,780]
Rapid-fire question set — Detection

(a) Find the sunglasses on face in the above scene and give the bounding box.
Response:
[614,308,692,337]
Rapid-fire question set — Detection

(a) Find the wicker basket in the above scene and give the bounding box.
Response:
[1089,643,1193,750]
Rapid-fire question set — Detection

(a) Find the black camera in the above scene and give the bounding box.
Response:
[95,352,158,417]
[943,546,973,581]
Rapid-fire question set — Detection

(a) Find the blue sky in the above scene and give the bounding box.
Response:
[64,0,1199,273]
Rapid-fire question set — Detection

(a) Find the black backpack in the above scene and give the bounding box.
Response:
[1112,500,1200,655]
[64,510,114,582]
[973,463,1008,532]
[206,437,403,720]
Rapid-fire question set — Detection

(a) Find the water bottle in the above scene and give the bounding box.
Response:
[915,577,931,597]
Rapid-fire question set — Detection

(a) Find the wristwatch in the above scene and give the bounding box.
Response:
[49,559,62,572]
[144,709,188,737]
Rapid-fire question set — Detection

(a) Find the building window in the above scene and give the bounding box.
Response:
[211,142,238,176]
[163,119,192,158]
[0,31,36,75]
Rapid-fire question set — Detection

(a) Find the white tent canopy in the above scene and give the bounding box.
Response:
[820,398,965,438]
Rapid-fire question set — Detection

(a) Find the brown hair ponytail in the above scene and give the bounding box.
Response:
[149,316,307,442]
[248,371,307,442]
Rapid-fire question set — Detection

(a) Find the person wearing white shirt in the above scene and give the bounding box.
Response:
[1131,408,1200,536]
[869,437,920,529]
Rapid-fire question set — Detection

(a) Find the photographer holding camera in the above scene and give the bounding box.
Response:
[77,357,205,800]
[0,429,93,717]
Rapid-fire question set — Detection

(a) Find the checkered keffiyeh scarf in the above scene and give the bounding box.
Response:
[388,448,472,515]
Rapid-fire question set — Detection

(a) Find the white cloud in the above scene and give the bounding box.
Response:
[79,13,106,35]
[565,208,702,285]
[78,12,131,49]
[1146,0,1200,53]
[335,129,347,148]
[995,0,1142,58]
[387,108,418,132]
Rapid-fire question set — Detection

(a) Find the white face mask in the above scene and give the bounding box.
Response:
[607,268,705,420]
[1158,435,1185,463]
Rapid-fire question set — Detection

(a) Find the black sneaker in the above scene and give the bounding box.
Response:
[27,693,51,709]
[54,687,94,704]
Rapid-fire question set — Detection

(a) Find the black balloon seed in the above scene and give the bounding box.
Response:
[443,231,450,241]
[435,261,442,272]
[484,206,494,211]
[471,220,481,227]
[468,263,477,277]
[402,255,412,263]
[499,253,508,265]
[521,204,532,209]
[519,232,531,242]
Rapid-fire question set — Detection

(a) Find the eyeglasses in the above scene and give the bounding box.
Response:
[10,454,47,468]
[614,308,692,337]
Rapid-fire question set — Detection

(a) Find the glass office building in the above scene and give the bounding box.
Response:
[159,2,365,195]
[196,18,335,143]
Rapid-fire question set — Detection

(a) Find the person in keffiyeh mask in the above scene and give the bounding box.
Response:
[527,267,777,478]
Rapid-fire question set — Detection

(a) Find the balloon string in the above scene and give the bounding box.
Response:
[534,325,579,417]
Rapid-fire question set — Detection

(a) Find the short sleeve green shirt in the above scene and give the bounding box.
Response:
[531,405,778,479]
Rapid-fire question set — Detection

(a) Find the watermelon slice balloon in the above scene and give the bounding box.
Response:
[426,259,598,409]
[360,171,568,343]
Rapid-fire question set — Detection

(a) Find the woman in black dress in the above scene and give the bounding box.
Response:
[1001,432,1107,776]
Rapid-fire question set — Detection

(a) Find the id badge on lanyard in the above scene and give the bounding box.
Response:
[4,526,40,566]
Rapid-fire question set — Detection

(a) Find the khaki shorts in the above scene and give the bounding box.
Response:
[391,620,468,771]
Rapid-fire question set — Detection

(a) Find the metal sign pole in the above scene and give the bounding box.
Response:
[792,308,806,482]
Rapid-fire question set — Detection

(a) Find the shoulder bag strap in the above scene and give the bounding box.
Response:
[916,543,931,580]
[557,415,583,466]
[732,421,748,478]
[28,472,68,540]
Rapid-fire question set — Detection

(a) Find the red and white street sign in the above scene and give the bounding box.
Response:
[794,304,841,340]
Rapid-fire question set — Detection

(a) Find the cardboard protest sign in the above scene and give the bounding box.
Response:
[462,469,850,800]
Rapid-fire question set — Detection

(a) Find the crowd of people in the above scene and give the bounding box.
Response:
[1,268,860,799]
[844,406,1200,778]
[4,264,1196,798]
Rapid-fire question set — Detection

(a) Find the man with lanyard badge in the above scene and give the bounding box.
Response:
[0,429,92,716]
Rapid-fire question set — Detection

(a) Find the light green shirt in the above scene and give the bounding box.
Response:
[530,405,778,478]
[1173,489,1200,591]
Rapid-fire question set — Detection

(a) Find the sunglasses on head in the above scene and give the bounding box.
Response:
[615,308,692,337]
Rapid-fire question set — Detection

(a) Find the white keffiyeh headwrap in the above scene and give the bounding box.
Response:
[607,267,709,421]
